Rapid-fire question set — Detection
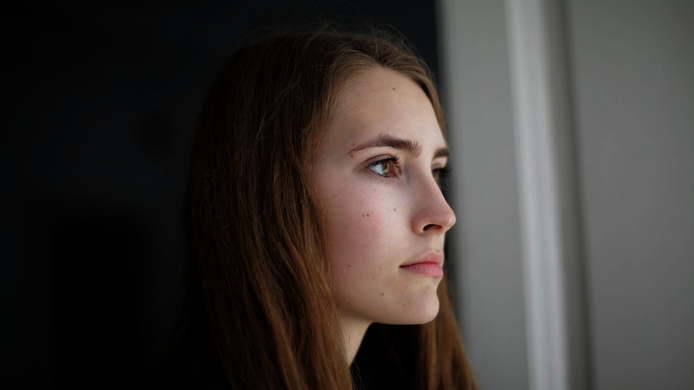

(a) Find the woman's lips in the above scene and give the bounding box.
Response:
[399,250,444,278]
[399,262,444,278]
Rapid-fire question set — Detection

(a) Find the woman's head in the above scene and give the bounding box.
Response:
[315,65,455,327]
[184,27,475,389]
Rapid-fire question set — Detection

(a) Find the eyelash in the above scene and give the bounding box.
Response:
[432,166,452,183]
[366,156,452,184]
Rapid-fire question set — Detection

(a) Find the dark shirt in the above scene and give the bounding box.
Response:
[139,325,412,389]
[350,325,411,390]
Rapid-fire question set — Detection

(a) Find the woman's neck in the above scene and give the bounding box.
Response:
[341,316,372,364]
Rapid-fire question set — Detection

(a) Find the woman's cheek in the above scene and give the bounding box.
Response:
[329,179,401,273]
[335,209,384,260]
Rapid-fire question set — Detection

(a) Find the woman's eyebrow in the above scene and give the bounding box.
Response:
[348,134,450,159]
[434,147,450,159]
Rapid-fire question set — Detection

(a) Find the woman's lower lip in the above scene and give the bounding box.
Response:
[399,263,443,278]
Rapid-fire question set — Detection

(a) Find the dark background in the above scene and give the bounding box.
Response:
[9,1,441,388]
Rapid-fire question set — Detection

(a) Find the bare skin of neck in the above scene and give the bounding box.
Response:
[341,316,372,364]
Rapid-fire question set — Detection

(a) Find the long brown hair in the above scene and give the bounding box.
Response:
[182,27,477,389]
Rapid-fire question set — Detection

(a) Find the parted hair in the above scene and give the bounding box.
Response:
[178,27,477,389]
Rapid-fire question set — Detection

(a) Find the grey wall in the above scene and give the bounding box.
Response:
[439,0,694,389]
[566,1,694,389]
[438,1,530,389]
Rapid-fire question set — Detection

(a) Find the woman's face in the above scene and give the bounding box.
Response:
[314,67,456,327]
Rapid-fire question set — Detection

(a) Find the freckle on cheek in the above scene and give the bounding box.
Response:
[380,293,384,296]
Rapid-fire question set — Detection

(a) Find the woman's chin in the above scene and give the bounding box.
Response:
[382,294,441,325]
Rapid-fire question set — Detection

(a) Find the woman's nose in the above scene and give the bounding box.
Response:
[411,176,457,234]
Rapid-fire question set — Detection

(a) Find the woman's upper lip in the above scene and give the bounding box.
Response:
[400,250,444,267]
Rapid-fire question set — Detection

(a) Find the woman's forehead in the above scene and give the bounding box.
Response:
[326,68,445,153]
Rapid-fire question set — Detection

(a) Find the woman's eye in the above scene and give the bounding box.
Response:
[432,166,451,184]
[367,157,400,179]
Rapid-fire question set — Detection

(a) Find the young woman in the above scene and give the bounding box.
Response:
[149,27,477,389]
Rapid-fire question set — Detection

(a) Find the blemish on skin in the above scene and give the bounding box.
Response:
[380,293,385,296]
[347,302,351,305]
[348,265,351,268]
[393,87,396,90]
[372,277,375,280]
[367,214,369,217]
[394,209,397,212]
[350,154,354,158]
